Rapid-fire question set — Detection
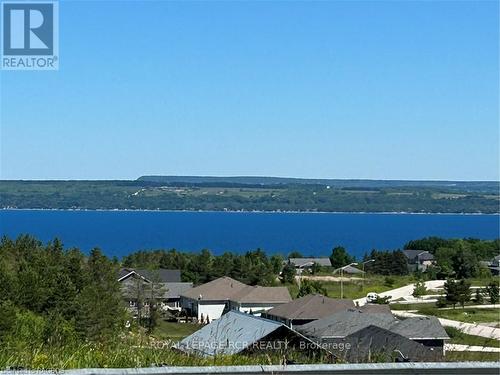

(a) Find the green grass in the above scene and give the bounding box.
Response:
[445,327,500,348]
[418,307,500,324]
[467,278,500,287]
[289,275,415,299]
[390,302,436,311]
[445,351,500,362]
[152,321,200,341]
[0,335,331,369]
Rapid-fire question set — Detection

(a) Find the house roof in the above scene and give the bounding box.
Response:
[176,311,320,357]
[358,303,392,314]
[333,265,364,275]
[180,276,291,304]
[289,258,332,267]
[403,250,434,261]
[297,309,397,338]
[341,325,442,362]
[180,276,249,301]
[264,294,354,321]
[118,268,181,283]
[162,282,193,299]
[390,316,449,340]
[297,309,449,341]
[231,285,292,304]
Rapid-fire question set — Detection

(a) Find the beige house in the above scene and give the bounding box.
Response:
[180,276,292,322]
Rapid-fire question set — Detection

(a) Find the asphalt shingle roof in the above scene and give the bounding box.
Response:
[264,294,354,321]
[162,282,193,299]
[297,309,397,338]
[289,258,332,267]
[390,316,449,340]
[296,309,449,341]
[177,311,317,356]
[180,277,291,304]
[180,277,248,300]
[119,268,181,283]
[403,250,434,261]
[340,325,443,362]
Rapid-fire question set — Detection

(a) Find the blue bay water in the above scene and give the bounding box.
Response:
[0,210,498,259]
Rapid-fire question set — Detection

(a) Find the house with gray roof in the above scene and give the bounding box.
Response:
[118,268,192,311]
[288,257,332,273]
[332,265,365,275]
[119,268,181,283]
[296,308,448,355]
[262,294,355,328]
[482,254,500,275]
[176,310,325,357]
[403,250,435,272]
[337,325,444,362]
[180,276,292,322]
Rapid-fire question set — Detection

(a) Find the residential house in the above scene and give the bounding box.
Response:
[262,294,355,328]
[337,325,444,362]
[403,250,435,272]
[332,265,365,276]
[176,310,325,357]
[481,254,500,276]
[296,308,448,356]
[118,268,192,313]
[288,257,332,273]
[179,276,292,321]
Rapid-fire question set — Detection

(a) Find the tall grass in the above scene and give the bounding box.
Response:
[0,335,330,369]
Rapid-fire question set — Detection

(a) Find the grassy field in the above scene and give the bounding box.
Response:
[416,307,500,324]
[445,327,500,348]
[390,302,436,311]
[288,275,416,299]
[445,351,499,362]
[152,321,200,341]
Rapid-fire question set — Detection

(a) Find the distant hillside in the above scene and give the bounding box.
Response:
[1,178,498,213]
[138,175,500,193]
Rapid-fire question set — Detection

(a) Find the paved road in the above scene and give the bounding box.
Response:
[393,310,500,340]
[354,280,445,306]
[445,343,500,353]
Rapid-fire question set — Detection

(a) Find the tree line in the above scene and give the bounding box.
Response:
[0,235,125,347]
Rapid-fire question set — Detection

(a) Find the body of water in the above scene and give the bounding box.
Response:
[0,210,498,258]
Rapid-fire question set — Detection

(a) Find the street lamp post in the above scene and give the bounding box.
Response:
[340,262,358,299]
[362,259,375,290]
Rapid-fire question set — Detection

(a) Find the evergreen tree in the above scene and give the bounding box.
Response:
[330,247,354,269]
[444,279,459,309]
[297,279,327,298]
[76,248,125,341]
[486,282,499,305]
[281,263,296,284]
[412,280,427,298]
[455,279,472,308]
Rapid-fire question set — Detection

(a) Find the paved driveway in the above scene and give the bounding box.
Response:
[354,280,445,306]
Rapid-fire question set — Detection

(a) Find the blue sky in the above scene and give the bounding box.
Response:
[1,0,498,180]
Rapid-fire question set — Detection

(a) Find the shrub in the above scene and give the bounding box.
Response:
[384,277,395,287]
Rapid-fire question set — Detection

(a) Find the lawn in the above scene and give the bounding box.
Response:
[445,326,500,348]
[288,275,416,299]
[152,321,200,341]
[445,351,500,362]
[390,302,436,311]
[418,307,500,324]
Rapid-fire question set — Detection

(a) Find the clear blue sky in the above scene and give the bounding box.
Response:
[1,0,498,181]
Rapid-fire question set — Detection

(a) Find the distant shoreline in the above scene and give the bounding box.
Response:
[1,208,499,216]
